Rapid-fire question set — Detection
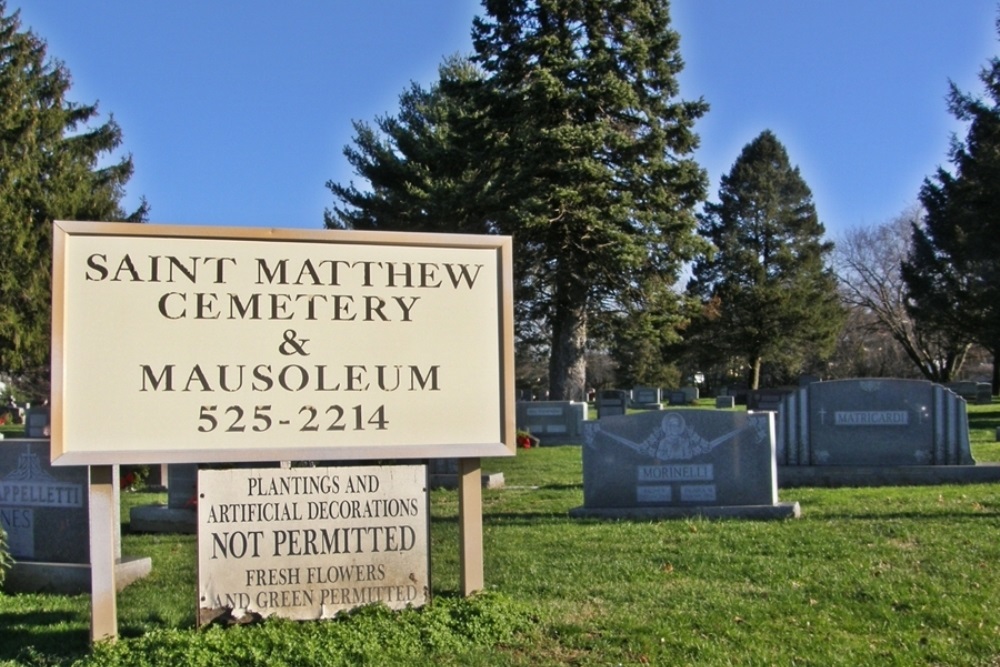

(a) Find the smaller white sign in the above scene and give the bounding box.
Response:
[198,464,429,622]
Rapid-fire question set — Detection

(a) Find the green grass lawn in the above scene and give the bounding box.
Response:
[1,401,999,665]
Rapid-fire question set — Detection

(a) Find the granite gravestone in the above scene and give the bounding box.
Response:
[0,439,151,593]
[715,396,736,409]
[515,401,587,444]
[630,387,662,409]
[130,463,199,533]
[667,390,688,406]
[775,379,974,466]
[24,406,50,438]
[0,441,87,563]
[946,381,993,406]
[748,388,792,412]
[427,458,504,489]
[572,410,799,519]
[596,390,628,418]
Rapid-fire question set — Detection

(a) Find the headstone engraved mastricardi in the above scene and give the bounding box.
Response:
[774,379,974,467]
[571,410,799,519]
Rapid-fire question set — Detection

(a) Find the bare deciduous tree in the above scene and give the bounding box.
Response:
[834,207,970,381]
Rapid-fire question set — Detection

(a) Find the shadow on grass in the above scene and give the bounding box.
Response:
[0,610,90,664]
[807,509,1000,521]
[430,513,575,526]
[969,403,1000,431]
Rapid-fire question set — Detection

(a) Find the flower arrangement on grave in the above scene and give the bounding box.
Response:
[119,465,150,492]
[516,430,539,449]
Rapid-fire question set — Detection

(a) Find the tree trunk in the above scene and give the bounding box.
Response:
[749,356,762,391]
[993,348,999,397]
[548,283,588,402]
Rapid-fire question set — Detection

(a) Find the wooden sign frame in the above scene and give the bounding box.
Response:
[51,221,516,465]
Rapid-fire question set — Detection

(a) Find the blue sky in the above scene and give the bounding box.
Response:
[14,1,998,239]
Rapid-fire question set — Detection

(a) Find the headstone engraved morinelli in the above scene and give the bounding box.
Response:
[572,410,799,519]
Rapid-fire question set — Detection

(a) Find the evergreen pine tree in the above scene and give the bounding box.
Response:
[902,23,1000,392]
[469,0,708,400]
[688,130,843,389]
[329,0,709,401]
[0,3,145,393]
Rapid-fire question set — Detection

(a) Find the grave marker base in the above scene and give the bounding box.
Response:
[3,556,151,595]
[129,505,197,534]
[569,501,800,521]
[779,463,1000,488]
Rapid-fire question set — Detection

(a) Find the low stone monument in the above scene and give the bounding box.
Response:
[24,406,50,438]
[775,379,1000,486]
[516,400,587,444]
[667,390,688,406]
[747,388,793,412]
[427,458,504,489]
[0,440,150,593]
[130,463,199,533]
[596,390,628,418]
[630,387,663,410]
[571,410,799,520]
[946,381,993,405]
[715,396,736,409]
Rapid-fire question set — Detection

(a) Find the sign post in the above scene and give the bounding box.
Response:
[88,465,117,642]
[458,458,484,595]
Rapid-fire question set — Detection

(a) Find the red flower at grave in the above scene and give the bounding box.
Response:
[120,471,136,490]
[516,431,534,449]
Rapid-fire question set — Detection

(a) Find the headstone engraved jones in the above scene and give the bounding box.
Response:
[198,464,429,623]
[0,441,87,562]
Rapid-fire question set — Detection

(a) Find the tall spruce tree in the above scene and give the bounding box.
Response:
[688,130,843,389]
[469,0,708,400]
[0,3,145,393]
[325,55,491,236]
[902,23,1000,393]
[328,0,708,401]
